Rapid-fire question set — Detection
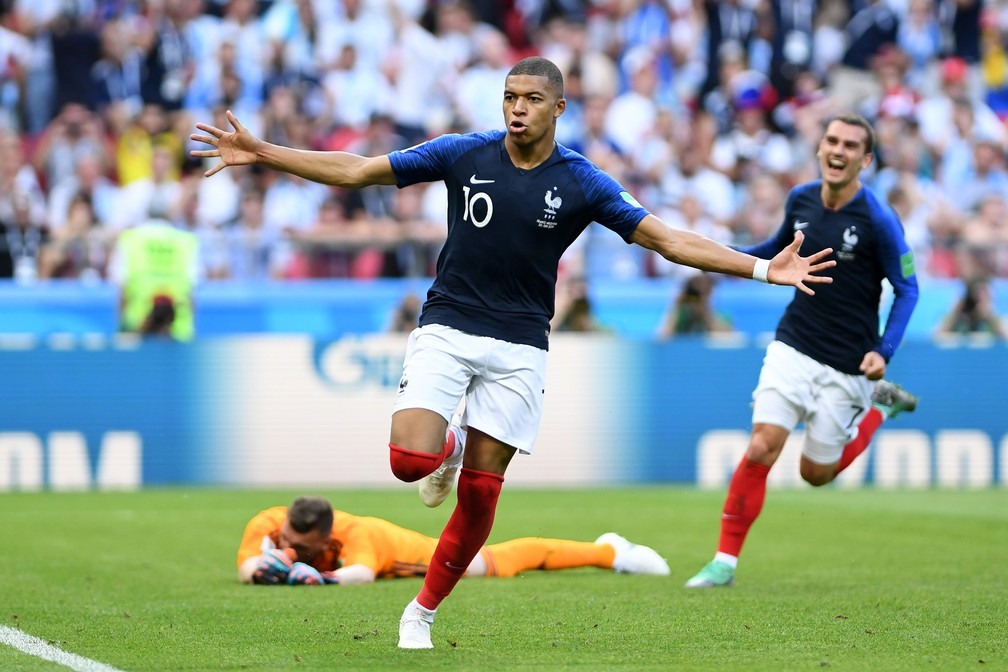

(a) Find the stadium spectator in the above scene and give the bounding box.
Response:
[916,56,1006,159]
[316,0,394,75]
[31,102,107,194]
[136,0,195,112]
[657,272,734,339]
[552,274,607,333]
[319,42,394,132]
[602,47,660,157]
[286,195,389,279]
[659,141,737,228]
[612,0,685,114]
[0,129,46,225]
[768,0,817,100]
[389,291,421,333]
[897,0,943,91]
[979,5,1008,118]
[237,495,670,586]
[827,0,900,112]
[45,152,118,234]
[381,6,454,143]
[38,191,109,280]
[936,275,1006,338]
[956,191,1008,279]
[537,15,619,104]
[709,74,794,185]
[88,17,144,123]
[453,29,515,132]
[652,194,734,280]
[685,114,921,589]
[114,142,184,231]
[191,56,835,649]
[185,38,263,130]
[10,0,61,135]
[702,39,749,135]
[562,93,624,171]
[944,133,1008,215]
[204,187,287,281]
[0,13,31,131]
[115,103,182,187]
[0,187,48,283]
[700,0,759,102]
[391,182,448,278]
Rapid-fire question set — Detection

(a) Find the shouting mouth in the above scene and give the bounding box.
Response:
[825,157,845,179]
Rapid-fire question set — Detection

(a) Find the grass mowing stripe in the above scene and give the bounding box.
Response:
[0,626,126,672]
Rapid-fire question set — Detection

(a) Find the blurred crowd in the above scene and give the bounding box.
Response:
[1,0,1008,292]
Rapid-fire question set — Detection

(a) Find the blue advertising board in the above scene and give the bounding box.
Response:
[1,335,1003,490]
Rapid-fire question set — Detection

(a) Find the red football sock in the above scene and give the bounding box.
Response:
[417,467,503,610]
[388,432,457,483]
[835,407,884,475]
[717,457,771,558]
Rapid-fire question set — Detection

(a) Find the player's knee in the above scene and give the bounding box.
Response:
[389,443,440,482]
[800,461,834,486]
[746,437,782,464]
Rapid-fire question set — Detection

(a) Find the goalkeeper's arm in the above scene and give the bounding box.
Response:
[238,548,296,584]
[327,564,377,585]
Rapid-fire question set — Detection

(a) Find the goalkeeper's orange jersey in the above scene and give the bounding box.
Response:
[236,507,439,578]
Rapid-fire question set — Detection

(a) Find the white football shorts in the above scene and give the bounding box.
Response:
[751,340,874,464]
[393,324,547,454]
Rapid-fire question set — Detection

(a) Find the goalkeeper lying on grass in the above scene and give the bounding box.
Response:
[238,496,671,585]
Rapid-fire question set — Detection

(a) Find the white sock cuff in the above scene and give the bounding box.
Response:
[714,552,739,569]
[411,598,437,618]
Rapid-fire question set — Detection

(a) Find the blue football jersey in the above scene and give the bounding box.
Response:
[388,131,649,349]
[739,181,919,374]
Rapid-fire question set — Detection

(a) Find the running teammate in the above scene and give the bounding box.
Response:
[685,114,920,589]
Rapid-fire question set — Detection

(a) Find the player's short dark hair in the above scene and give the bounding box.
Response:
[287,496,334,535]
[507,57,564,98]
[826,113,875,155]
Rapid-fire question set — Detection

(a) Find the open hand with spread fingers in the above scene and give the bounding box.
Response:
[768,230,835,295]
[189,110,260,177]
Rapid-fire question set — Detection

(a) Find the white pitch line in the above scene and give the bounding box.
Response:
[0,625,126,672]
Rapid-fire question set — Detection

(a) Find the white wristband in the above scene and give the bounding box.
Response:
[752,259,770,283]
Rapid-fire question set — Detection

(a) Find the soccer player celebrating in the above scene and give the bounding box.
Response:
[238,495,671,586]
[685,114,920,590]
[191,57,835,649]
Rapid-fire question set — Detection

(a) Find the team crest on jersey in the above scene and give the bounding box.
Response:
[838,225,859,261]
[537,187,563,229]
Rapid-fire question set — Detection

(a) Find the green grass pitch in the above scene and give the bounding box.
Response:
[1,486,1005,671]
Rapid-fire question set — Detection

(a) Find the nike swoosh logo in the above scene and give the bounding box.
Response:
[469,175,495,184]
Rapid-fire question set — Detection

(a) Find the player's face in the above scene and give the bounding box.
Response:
[279,520,329,563]
[817,121,873,189]
[502,75,565,147]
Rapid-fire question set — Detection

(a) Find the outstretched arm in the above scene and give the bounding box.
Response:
[190,110,398,188]
[629,215,835,295]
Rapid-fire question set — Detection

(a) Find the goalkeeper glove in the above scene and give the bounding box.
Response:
[287,562,325,585]
[252,548,295,585]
